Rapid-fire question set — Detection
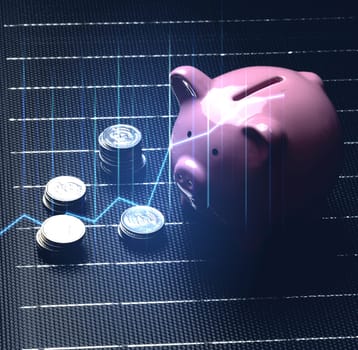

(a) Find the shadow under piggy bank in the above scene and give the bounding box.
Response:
[187,201,342,297]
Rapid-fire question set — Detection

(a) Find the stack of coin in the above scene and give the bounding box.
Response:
[36,215,86,253]
[98,124,146,178]
[118,205,165,240]
[43,176,86,213]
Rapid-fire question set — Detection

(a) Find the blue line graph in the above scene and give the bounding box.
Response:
[0,32,174,240]
[0,214,43,237]
[68,195,139,224]
[0,150,170,237]
[147,150,169,206]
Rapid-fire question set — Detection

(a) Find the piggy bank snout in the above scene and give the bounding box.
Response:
[174,156,206,207]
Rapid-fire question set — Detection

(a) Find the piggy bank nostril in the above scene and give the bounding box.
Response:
[187,179,193,187]
[176,173,183,181]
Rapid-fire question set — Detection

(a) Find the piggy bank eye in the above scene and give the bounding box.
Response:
[187,131,192,138]
[212,148,219,156]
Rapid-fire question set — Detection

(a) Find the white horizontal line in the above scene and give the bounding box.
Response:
[22,346,120,350]
[339,175,358,179]
[122,293,358,305]
[14,213,358,230]
[16,225,42,231]
[12,175,358,191]
[21,335,358,350]
[8,78,358,91]
[13,224,114,231]
[6,48,358,61]
[165,222,187,225]
[12,149,95,154]
[209,336,358,345]
[5,16,353,28]
[19,293,358,310]
[337,109,358,113]
[11,147,167,155]
[322,215,358,220]
[142,147,166,151]
[13,143,356,156]
[13,181,173,189]
[16,259,203,269]
[9,115,176,122]
[7,109,357,122]
[15,222,186,231]
[343,141,358,145]
[337,253,358,257]
[9,84,168,91]
[20,302,122,309]
[324,78,358,82]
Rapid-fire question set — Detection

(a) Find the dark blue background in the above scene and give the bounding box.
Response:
[1,1,357,349]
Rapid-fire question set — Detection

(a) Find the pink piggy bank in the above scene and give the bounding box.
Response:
[170,65,342,233]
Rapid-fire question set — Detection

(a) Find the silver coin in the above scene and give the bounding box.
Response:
[45,176,86,203]
[119,206,165,239]
[41,215,86,245]
[36,229,54,251]
[99,152,146,170]
[36,228,65,252]
[101,124,142,149]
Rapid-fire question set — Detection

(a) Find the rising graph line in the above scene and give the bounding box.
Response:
[0,214,43,237]
[0,150,170,237]
[67,195,139,224]
[147,150,169,206]
[1,42,172,238]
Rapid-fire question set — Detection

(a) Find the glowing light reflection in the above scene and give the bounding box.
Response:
[170,92,284,149]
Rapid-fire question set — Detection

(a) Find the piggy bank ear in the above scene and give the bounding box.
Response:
[170,66,211,104]
[242,115,286,166]
[299,71,323,86]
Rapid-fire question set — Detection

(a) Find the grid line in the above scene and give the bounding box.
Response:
[19,293,358,310]
[6,48,358,61]
[20,335,358,350]
[4,16,355,28]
